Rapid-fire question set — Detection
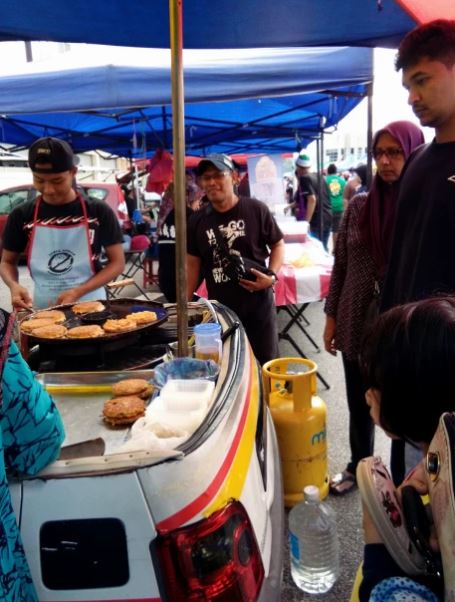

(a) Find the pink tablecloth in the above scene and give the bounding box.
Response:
[274,239,333,306]
[275,217,308,244]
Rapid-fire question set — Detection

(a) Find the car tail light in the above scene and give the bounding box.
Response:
[155,500,264,601]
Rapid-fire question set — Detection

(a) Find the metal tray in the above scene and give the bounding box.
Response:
[37,370,155,455]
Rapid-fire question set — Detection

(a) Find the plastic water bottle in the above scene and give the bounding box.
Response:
[288,485,340,594]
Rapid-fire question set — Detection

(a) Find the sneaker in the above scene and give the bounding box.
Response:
[357,456,427,576]
[426,412,455,600]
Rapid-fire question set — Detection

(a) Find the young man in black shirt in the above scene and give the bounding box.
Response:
[382,20,455,311]
[0,137,124,309]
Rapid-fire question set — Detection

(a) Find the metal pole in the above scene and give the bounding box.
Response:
[315,136,323,240]
[161,106,168,149]
[24,41,33,62]
[366,81,373,189]
[319,126,325,241]
[169,0,188,356]
[132,122,142,210]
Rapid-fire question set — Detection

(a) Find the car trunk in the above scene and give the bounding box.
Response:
[11,303,277,601]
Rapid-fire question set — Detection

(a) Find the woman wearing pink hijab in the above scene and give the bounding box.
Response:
[323,120,425,495]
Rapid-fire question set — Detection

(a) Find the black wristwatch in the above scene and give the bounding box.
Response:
[270,272,277,286]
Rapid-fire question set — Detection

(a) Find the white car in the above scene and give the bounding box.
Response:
[12,302,284,601]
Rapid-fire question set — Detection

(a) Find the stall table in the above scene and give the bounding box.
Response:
[275,216,309,244]
[275,239,333,389]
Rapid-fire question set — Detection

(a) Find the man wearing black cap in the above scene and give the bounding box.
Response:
[187,154,285,365]
[0,137,124,309]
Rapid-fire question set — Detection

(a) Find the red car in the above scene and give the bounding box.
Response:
[0,182,129,250]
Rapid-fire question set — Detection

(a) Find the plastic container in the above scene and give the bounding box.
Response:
[194,323,222,364]
[262,357,329,505]
[160,379,215,411]
[132,391,206,436]
[288,485,340,594]
[153,358,220,388]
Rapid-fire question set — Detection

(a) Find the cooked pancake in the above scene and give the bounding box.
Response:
[34,310,66,323]
[32,324,68,339]
[67,324,104,339]
[72,301,106,315]
[112,378,154,399]
[102,318,136,333]
[126,310,158,325]
[103,395,145,426]
[21,317,57,334]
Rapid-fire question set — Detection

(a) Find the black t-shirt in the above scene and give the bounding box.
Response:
[158,206,194,302]
[187,196,283,319]
[294,175,316,221]
[306,173,332,232]
[158,207,194,260]
[3,195,123,270]
[381,140,455,310]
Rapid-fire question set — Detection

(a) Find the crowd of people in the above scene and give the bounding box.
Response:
[0,15,455,602]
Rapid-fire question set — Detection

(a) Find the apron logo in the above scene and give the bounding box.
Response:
[47,250,75,275]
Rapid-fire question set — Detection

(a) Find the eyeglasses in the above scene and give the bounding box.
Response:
[199,171,229,184]
[372,147,404,160]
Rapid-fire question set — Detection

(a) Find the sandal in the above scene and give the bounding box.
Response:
[329,470,357,495]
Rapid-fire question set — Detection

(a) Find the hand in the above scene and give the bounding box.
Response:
[55,287,85,306]
[239,269,274,292]
[323,316,337,355]
[397,460,440,553]
[399,459,429,498]
[11,283,33,310]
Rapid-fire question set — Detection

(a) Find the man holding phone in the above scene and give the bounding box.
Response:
[187,154,285,365]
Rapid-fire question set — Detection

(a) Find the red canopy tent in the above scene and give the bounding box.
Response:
[397,0,455,23]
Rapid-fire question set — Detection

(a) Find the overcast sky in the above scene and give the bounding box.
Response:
[338,48,433,142]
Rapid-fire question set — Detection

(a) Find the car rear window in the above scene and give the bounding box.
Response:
[0,190,29,215]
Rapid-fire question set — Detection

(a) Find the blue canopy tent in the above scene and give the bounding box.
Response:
[0,47,372,156]
[0,0,423,49]
[0,87,367,156]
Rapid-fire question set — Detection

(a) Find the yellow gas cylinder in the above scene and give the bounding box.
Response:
[262,357,329,507]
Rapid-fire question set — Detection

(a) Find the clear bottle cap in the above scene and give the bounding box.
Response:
[303,485,320,501]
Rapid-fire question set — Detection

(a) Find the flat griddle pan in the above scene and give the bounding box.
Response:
[21,298,167,347]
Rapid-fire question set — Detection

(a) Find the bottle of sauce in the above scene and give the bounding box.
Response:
[194,323,222,363]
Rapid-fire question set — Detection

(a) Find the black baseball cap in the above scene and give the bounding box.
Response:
[196,153,235,176]
[28,137,79,173]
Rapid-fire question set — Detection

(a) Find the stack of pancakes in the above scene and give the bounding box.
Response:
[102,378,154,427]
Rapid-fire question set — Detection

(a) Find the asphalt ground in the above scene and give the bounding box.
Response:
[5,265,391,602]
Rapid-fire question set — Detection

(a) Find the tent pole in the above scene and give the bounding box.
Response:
[366,81,373,188]
[319,123,325,241]
[315,135,323,241]
[161,106,168,149]
[169,0,188,355]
